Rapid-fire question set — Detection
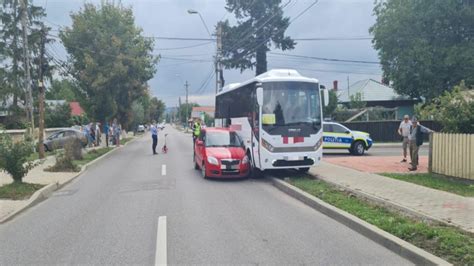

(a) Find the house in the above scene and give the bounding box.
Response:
[69,101,85,116]
[191,106,215,120]
[336,79,419,118]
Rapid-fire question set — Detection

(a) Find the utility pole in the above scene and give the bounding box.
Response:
[215,23,223,94]
[347,76,350,98]
[185,81,189,131]
[20,0,34,135]
[38,28,46,159]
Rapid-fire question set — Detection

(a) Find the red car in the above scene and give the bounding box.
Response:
[194,128,250,179]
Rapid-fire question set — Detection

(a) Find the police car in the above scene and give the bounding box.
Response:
[323,122,373,155]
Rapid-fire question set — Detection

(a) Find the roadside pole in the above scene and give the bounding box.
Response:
[20,0,35,135]
[38,28,46,159]
[185,81,189,132]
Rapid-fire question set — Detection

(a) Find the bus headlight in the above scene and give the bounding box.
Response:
[314,137,323,151]
[261,139,274,152]
[207,156,219,165]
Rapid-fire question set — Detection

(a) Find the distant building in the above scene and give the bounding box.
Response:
[336,79,419,118]
[191,106,215,120]
[69,102,85,116]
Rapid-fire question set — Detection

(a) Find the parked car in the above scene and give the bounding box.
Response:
[44,128,87,151]
[137,124,145,133]
[158,123,165,130]
[323,122,373,155]
[193,128,250,179]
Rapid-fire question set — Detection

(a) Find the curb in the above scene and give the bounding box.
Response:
[0,136,140,224]
[0,182,59,223]
[309,168,470,232]
[271,177,451,266]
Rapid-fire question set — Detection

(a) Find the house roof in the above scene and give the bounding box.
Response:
[338,79,411,103]
[69,102,85,116]
[192,106,215,113]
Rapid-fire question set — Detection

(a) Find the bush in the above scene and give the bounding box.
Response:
[417,81,474,133]
[64,138,83,160]
[0,130,35,183]
[46,153,79,172]
[45,138,82,172]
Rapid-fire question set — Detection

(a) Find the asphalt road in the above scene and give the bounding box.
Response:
[324,145,429,157]
[0,126,411,265]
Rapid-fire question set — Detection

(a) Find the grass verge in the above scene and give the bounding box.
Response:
[120,137,133,145]
[74,147,114,167]
[382,173,474,197]
[0,182,45,200]
[289,176,474,265]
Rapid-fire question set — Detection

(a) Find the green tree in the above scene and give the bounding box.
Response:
[46,79,79,101]
[323,90,338,118]
[60,3,157,127]
[129,100,145,131]
[221,0,295,75]
[417,81,474,133]
[44,103,72,128]
[0,0,54,111]
[149,97,165,122]
[349,92,367,109]
[178,103,199,124]
[370,0,474,100]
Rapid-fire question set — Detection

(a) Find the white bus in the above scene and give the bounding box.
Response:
[215,69,328,175]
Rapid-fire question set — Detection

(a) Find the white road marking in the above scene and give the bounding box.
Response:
[161,164,167,176]
[155,216,167,266]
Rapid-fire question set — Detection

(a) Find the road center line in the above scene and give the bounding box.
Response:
[161,164,167,176]
[155,216,167,266]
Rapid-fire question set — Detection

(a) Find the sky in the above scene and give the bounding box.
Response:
[36,0,382,108]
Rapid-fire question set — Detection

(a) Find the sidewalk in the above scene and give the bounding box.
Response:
[324,156,429,173]
[0,156,78,220]
[310,162,474,233]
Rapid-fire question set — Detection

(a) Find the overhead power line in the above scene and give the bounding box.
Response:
[269,52,380,65]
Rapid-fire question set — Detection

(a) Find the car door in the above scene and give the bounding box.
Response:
[331,124,353,149]
[195,131,206,166]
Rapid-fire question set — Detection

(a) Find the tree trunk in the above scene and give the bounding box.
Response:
[255,44,267,76]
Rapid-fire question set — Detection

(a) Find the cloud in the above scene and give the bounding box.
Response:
[38,0,381,108]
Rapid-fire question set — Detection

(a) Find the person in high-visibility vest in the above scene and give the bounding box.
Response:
[192,119,201,143]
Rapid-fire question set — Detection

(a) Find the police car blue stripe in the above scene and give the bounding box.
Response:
[323,136,353,143]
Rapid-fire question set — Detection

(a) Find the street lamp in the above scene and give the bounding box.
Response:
[187,9,212,38]
[187,9,221,94]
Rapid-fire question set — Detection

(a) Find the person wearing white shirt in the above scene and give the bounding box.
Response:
[398,115,412,162]
[151,121,158,155]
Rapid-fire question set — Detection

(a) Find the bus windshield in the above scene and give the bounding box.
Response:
[262,82,321,133]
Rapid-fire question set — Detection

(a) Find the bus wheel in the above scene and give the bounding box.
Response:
[248,152,263,178]
[297,167,310,173]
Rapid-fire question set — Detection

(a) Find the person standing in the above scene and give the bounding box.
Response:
[103,122,109,147]
[113,119,121,147]
[408,117,434,171]
[398,115,412,162]
[192,119,201,143]
[151,121,158,155]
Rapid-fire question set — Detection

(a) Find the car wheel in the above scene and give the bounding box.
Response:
[44,144,49,152]
[297,167,310,173]
[201,162,207,179]
[352,141,365,156]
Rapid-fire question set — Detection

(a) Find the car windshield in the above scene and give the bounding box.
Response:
[205,131,243,147]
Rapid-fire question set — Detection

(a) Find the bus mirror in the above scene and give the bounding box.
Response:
[322,87,329,107]
[256,87,263,106]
